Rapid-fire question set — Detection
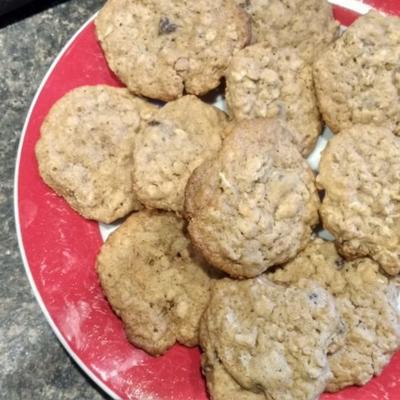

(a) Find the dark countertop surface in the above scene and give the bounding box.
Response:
[0,1,110,398]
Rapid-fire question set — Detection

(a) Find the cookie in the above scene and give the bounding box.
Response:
[132,95,228,213]
[200,276,342,400]
[317,125,400,275]
[202,356,264,400]
[185,119,319,278]
[96,210,215,356]
[271,239,400,391]
[95,0,250,101]
[235,0,338,62]
[314,11,400,134]
[225,44,322,156]
[35,85,156,223]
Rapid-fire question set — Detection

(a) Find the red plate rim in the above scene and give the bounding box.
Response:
[13,1,400,399]
[12,14,121,398]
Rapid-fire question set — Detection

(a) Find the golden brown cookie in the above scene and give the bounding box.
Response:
[95,0,250,101]
[271,239,400,391]
[132,95,228,213]
[35,85,156,223]
[200,276,342,400]
[314,11,400,134]
[185,119,319,278]
[225,44,322,156]
[235,0,339,62]
[96,210,216,355]
[317,125,400,275]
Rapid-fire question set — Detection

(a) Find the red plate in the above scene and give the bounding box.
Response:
[14,1,400,399]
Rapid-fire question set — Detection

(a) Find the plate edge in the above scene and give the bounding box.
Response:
[328,0,372,14]
[13,11,121,400]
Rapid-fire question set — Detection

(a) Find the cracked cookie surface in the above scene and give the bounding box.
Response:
[317,125,400,275]
[226,44,321,156]
[271,239,400,391]
[314,11,400,134]
[185,119,319,278]
[132,95,228,213]
[200,276,341,400]
[96,210,215,355]
[35,85,156,223]
[235,0,338,62]
[95,0,250,101]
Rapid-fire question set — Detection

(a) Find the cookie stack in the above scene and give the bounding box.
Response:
[35,1,400,399]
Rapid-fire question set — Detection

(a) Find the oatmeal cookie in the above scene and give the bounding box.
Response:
[202,356,264,400]
[235,0,338,62]
[271,239,400,391]
[314,11,400,134]
[96,210,215,355]
[132,95,228,213]
[317,125,400,275]
[35,85,156,223]
[225,44,322,156]
[95,0,250,101]
[185,119,319,278]
[200,276,342,400]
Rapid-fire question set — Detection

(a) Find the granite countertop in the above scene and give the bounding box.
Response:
[0,0,111,398]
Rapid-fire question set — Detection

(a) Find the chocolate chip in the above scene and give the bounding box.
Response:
[309,292,319,304]
[148,120,160,126]
[335,258,345,269]
[159,17,177,35]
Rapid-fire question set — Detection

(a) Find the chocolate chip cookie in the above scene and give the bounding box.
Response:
[185,118,319,278]
[226,44,322,156]
[317,125,400,275]
[200,276,342,400]
[132,95,228,213]
[35,85,156,223]
[96,210,216,355]
[235,0,338,62]
[314,11,400,134]
[271,239,400,391]
[95,0,251,101]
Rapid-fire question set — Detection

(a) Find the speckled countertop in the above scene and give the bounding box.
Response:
[0,1,110,398]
